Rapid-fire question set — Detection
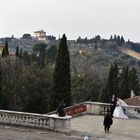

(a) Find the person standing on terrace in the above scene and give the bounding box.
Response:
[57,101,65,117]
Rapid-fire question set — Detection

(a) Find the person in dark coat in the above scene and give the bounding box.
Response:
[103,109,113,132]
[110,94,117,117]
[57,101,65,117]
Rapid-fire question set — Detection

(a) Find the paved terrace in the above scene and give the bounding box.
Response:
[71,115,140,140]
[0,115,140,140]
[0,125,82,140]
[0,102,140,140]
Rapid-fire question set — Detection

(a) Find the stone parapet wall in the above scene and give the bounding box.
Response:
[84,102,110,115]
[0,109,71,130]
[84,102,140,118]
[0,101,139,131]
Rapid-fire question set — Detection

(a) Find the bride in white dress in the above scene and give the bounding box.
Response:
[113,98,128,119]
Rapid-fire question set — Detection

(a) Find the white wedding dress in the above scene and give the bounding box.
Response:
[113,98,128,119]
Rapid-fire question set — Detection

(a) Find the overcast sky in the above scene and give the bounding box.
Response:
[0,0,140,42]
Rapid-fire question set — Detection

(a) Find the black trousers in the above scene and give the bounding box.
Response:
[104,125,110,132]
[110,105,116,116]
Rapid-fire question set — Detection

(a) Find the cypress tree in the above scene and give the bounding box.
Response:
[5,41,9,56]
[15,45,19,57]
[112,61,119,97]
[99,64,114,103]
[119,66,129,99]
[1,41,9,57]
[99,62,119,103]
[1,47,5,58]
[106,64,114,102]
[38,52,45,69]
[114,34,117,41]
[19,49,23,58]
[33,43,47,69]
[117,35,121,45]
[120,36,125,44]
[128,67,140,96]
[52,34,71,110]
[110,35,113,41]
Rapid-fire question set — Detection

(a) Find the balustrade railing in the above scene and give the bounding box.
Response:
[84,101,110,115]
[0,101,139,130]
[0,109,71,130]
[84,101,140,118]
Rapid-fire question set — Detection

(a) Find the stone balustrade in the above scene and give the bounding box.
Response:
[84,101,140,118]
[122,105,140,118]
[84,101,110,115]
[0,101,139,130]
[48,101,140,117]
[0,109,71,130]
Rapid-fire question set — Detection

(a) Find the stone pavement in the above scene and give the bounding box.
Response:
[71,115,140,140]
[0,115,140,140]
[0,126,82,140]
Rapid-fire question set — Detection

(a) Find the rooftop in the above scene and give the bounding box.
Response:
[124,96,140,106]
[34,30,46,33]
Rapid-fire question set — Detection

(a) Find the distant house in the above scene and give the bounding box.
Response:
[33,30,57,45]
[34,30,47,41]
[124,96,140,106]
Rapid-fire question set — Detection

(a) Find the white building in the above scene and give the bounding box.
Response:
[34,30,47,41]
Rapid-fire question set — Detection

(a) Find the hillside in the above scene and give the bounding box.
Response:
[69,39,140,78]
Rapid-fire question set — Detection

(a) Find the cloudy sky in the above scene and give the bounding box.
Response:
[0,0,140,42]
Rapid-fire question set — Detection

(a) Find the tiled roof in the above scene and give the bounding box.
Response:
[124,96,140,106]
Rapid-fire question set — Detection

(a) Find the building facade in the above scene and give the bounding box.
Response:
[34,30,47,41]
